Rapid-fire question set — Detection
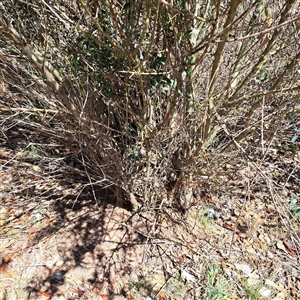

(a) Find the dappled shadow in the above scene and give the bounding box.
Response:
[1,113,300,300]
[32,191,148,299]
[1,162,150,299]
[0,121,150,299]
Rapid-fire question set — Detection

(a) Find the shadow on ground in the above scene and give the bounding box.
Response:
[0,123,156,300]
[1,114,300,300]
[0,168,154,300]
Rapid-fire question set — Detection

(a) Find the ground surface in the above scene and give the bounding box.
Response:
[0,125,300,300]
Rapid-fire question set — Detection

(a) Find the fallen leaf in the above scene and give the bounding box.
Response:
[159,291,168,300]
[70,288,85,295]
[181,269,197,283]
[2,256,13,264]
[0,149,13,159]
[282,239,296,252]
[259,287,271,298]
[276,240,286,251]
[265,279,287,293]
[272,292,287,300]
[184,288,193,300]
[223,223,234,231]
[92,290,109,300]
[287,250,297,257]
[149,272,166,291]
[279,190,288,197]
[38,290,51,299]
[234,263,252,277]
[297,279,300,289]
[0,256,13,277]
[209,198,219,204]
[247,278,260,286]
[0,266,12,277]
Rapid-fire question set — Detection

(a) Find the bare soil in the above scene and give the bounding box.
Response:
[0,127,300,300]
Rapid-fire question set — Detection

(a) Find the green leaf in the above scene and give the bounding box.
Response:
[130,150,139,160]
[161,76,172,85]
[289,144,297,154]
[161,86,169,93]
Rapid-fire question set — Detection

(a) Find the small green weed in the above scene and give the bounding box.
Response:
[289,199,300,221]
[30,145,38,155]
[205,263,229,300]
[243,279,264,300]
[201,210,212,228]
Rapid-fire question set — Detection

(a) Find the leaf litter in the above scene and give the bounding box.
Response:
[0,126,299,300]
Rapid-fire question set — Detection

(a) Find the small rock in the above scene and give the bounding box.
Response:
[259,287,272,298]
[276,240,286,251]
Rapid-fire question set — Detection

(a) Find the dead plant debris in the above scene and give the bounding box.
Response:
[0,126,299,300]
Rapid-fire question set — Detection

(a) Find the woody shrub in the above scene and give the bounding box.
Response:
[0,0,299,208]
